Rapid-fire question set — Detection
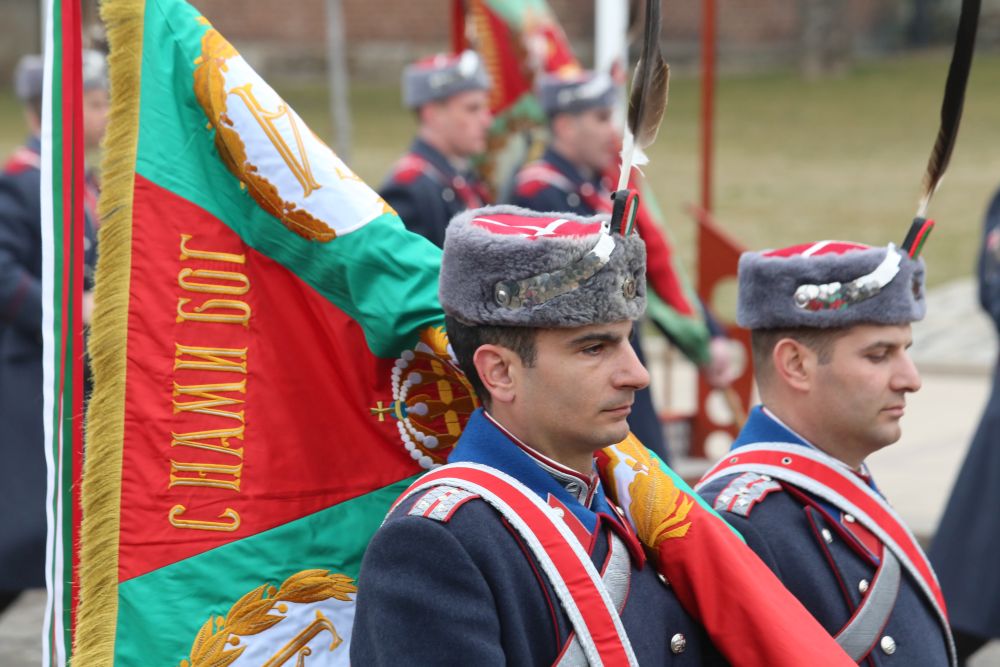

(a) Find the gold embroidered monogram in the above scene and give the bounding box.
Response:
[193,25,392,242]
[179,569,356,667]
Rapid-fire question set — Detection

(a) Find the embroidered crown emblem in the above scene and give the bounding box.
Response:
[371,326,479,470]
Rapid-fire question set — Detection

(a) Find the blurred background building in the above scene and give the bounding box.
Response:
[3,0,1000,85]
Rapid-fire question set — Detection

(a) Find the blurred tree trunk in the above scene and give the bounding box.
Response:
[800,0,851,79]
[325,0,352,160]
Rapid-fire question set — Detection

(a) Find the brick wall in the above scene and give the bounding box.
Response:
[187,0,912,80]
[0,0,41,85]
[2,0,985,87]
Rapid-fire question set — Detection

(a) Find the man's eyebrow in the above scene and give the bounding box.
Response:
[567,331,624,347]
[861,339,911,352]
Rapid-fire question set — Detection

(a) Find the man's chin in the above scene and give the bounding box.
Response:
[871,425,903,450]
[601,423,632,447]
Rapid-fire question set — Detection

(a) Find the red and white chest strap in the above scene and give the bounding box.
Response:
[392,462,638,667]
[697,443,956,666]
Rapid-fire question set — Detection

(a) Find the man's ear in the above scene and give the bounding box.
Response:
[772,338,815,393]
[473,344,519,405]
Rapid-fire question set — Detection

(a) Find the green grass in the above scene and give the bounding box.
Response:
[6,51,995,301]
[0,92,27,156]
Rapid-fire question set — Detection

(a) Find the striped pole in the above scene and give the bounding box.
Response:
[41,0,85,662]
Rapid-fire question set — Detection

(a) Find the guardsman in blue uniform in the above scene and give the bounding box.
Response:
[929,187,1000,665]
[509,72,732,460]
[380,50,493,248]
[0,52,106,612]
[696,239,955,665]
[351,205,728,665]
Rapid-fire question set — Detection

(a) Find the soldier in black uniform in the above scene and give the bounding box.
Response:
[510,71,734,460]
[380,50,493,248]
[930,187,1000,665]
[0,52,106,612]
[696,239,955,665]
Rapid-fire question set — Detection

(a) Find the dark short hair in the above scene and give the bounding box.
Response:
[444,314,537,408]
[751,327,847,381]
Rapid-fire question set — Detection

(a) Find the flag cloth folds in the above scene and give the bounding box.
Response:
[599,438,856,667]
[40,0,86,662]
[75,0,476,663]
[455,0,578,124]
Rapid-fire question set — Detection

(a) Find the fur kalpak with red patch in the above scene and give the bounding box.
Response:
[402,50,491,109]
[536,70,618,116]
[737,240,927,330]
[439,205,647,328]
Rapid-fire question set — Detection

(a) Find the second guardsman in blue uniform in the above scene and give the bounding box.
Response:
[696,239,955,665]
[380,50,493,248]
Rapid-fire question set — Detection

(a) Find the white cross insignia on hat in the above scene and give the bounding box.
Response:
[471,214,601,239]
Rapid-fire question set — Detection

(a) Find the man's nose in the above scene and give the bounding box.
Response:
[892,350,922,394]
[617,340,650,391]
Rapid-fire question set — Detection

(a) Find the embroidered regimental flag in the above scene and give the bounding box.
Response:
[74,0,477,663]
[40,0,87,662]
[454,0,578,122]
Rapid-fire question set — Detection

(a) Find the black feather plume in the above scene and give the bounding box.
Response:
[915,0,980,219]
[617,0,670,190]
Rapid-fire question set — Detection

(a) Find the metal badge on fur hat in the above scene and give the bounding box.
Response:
[537,71,617,116]
[737,241,926,330]
[402,50,491,109]
[439,205,646,328]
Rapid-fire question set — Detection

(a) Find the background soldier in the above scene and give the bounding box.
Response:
[380,50,493,248]
[930,186,1000,665]
[0,50,107,612]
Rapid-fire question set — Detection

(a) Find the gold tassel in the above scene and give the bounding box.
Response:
[73,0,146,662]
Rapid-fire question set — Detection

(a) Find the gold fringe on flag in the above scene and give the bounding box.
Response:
[73,0,145,662]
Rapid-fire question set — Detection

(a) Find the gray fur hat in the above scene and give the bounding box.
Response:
[538,71,617,117]
[13,55,44,102]
[737,241,926,330]
[439,205,647,328]
[403,50,491,109]
[14,50,107,103]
